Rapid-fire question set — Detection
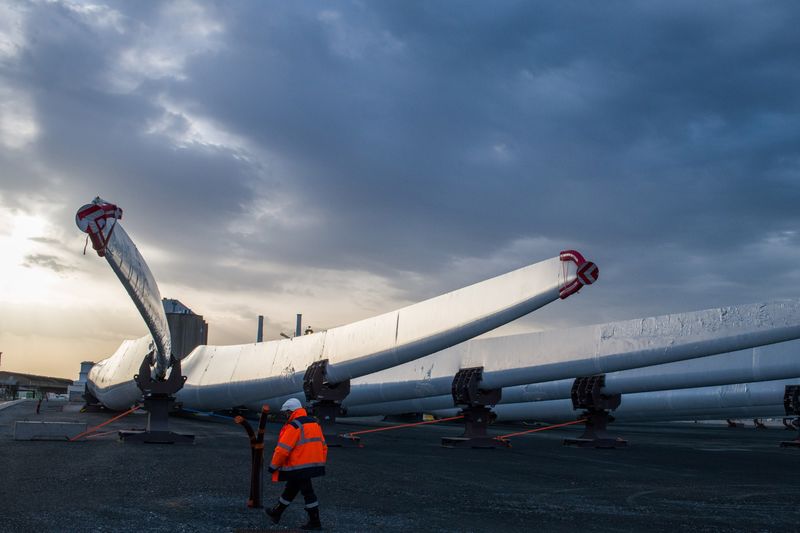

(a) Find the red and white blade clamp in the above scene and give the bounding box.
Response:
[559,249,599,299]
[76,198,123,257]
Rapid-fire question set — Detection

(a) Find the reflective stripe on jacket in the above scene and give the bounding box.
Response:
[270,408,327,482]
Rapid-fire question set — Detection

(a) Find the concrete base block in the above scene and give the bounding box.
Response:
[0,399,26,411]
[14,421,87,441]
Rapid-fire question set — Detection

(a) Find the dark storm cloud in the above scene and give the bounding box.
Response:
[1,1,266,259]
[23,253,75,273]
[28,237,59,245]
[187,2,800,251]
[2,0,799,323]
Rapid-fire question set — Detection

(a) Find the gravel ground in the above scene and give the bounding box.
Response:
[1,399,799,532]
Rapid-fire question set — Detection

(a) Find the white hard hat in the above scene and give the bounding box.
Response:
[280,398,303,412]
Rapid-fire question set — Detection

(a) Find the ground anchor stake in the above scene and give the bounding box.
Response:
[235,406,270,508]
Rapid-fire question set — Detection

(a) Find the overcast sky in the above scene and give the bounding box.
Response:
[1,1,799,378]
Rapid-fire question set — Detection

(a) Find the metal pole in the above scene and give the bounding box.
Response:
[295,314,302,338]
[257,316,264,343]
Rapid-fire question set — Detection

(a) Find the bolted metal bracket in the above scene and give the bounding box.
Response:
[441,367,507,449]
[779,385,800,448]
[563,375,627,449]
[303,359,350,402]
[119,352,194,444]
[784,385,800,414]
[303,360,358,447]
[450,367,502,407]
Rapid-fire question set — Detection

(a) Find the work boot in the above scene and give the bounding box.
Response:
[300,506,322,530]
[265,502,288,524]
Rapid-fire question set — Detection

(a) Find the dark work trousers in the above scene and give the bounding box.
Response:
[279,478,319,508]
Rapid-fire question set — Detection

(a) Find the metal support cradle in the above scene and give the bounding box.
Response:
[441,367,507,449]
[81,385,105,413]
[303,359,358,447]
[563,375,627,449]
[779,385,800,448]
[119,352,194,444]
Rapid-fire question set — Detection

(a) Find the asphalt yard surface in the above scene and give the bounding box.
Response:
[1,399,799,532]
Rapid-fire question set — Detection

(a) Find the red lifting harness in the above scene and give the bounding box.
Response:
[559,249,599,299]
[75,199,123,257]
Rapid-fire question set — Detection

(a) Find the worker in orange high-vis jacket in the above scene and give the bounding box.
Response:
[266,398,327,530]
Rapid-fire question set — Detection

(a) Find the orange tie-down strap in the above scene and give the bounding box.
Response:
[493,418,587,441]
[341,415,465,439]
[340,415,587,443]
[69,405,142,441]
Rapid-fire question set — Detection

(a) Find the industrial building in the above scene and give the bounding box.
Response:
[67,362,94,402]
[0,371,72,400]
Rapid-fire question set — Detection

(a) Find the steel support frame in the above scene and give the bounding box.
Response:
[779,385,800,448]
[441,367,507,449]
[81,385,106,413]
[303,359,359,447]
[119,353,194,444]
[563,375,627,449]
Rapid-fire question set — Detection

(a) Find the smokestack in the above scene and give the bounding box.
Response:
[257,315,264,343]
[295,314,302,338]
